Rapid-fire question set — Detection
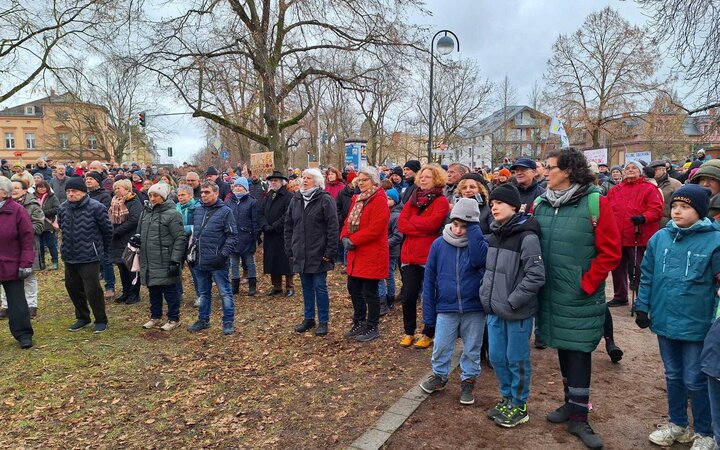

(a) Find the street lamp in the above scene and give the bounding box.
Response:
[428,30,460,163]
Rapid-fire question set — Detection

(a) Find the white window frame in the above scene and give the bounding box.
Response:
[25,132,36,149]
[24,106,35,115]
[5,132,15,149]
[59,133,69,149]
[88,135,97,150]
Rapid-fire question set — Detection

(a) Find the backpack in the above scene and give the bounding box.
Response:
[533,191,600,229]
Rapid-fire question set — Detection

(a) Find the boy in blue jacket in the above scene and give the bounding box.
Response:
[635,184,720,450]
[419,198,488,406]
[702,301,720,450]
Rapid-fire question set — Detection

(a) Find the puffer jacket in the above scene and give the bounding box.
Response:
[635,218,720,341]
[228,194,259,255]
[0,199,34,280]
[701,305,720,378]
[176,198,197,236]
[58,195,113,264]
[137,199,187,286]
[479,214,545,321]
[108,195,143,264]
[606,177,663,247]
[88,187,111,209]
[191,199,238,271]
[340,188,390,280]
[422,222,488,327]
[284,189,338,274]
[398,193,449,265]
[388,203,403,259]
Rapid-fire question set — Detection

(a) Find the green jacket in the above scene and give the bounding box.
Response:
[534,186,608,352]
[137,199,187,286]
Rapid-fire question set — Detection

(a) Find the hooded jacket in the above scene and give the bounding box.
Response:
[137,199,187,286]
[606,177,664,247]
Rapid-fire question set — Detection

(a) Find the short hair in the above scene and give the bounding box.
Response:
[177,184,193,195]
[418,164,448,188]
[185,171,200,180]
[456,177,488,202]
[200,181,219,193]
[34,180,51,192]
[302,168,325,189]
[0,176,13,196]
[113,179,133,192]
[358,166,381,186]
[326,167,343,181]
[11,178,28,191]
[448,163,470,175]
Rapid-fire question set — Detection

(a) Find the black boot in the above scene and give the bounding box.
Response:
[231,278,240,295]
[547,378,570,423]
[568,420,604,449]
[379,296,390,316]
[315,322,328,336]
[294,319,315,333]
[248,278,257,296]
[605,339,623,363]
[266,288,283,296]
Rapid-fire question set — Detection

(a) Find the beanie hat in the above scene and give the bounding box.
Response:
[670,184,711,219]
[148,182,170,201]
[624,160,644,172]
[690,162,720,184]
[610,165,623,174]
[206,166,219,176]
[385,188,400,204]
[233,176,250,191]
[403,160,421,173]
[65,176,87,193]
[391,166,403,177]
[133,170,145,180]
[498,168,512,179]
[450,197,480,223]
[488,183,521,211]
[86,171,103,186]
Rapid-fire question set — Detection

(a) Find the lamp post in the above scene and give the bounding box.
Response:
[427,30,460,163]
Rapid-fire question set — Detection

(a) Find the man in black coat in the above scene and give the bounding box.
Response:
[401,159,420,204]
[258,171,294,296]
[205,166,230,201]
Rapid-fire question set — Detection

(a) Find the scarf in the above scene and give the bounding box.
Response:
[442,223,468,247]
[544,183,582,208]
[234,192,248,200]
[36,193,48,207]
[347,186,379,234]
[109,193,132,224]
[411,187,444,209]
[300,186,319,206]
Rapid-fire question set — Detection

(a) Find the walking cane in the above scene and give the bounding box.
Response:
[630,224,641,317]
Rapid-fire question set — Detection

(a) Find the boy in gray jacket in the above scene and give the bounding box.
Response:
[480,184,545,428]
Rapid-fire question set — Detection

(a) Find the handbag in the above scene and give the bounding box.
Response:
[122,243,139,271]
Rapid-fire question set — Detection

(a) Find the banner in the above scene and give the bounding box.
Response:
[625,151,652,165]
[250,151,274,177]
[583,148,608,165]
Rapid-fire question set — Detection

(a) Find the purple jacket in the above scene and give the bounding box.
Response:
[0,199,34,281]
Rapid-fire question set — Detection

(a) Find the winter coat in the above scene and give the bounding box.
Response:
[248,178,265,200]
[451,195,492,235]
[228,194,259,255]
[515,180,545,214]
[191,199,238,271]
[398,194,449,265]
[259,186,292,275]
[479,214,545,321]
[36,193,60,233]
[401,180,417,205]
[340,188,390,280]
[108,195,143,264]
[31,165,53,180]
[50,177,67,203]
[422,222,489,327]
[600,178,620,196]
[606,178,663,247]
[58,195,113,264]
[656,175,683,229]
[336,184,358,228]
[216,178,231,203]
[176,198,198,236]
[702,309,720,378]
[635,219,720,342]
[284,189,339,274]
[534,185,621,352]
[19,194,44,270]
[388,203,403,259]
[0,199,34,281]
[88,187,111,209]
[137,199,187,286]
[325,180,346,200]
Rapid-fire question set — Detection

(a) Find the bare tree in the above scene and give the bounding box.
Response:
[543,7,660,148]
[527,80,543,111]
[493,75,518,160]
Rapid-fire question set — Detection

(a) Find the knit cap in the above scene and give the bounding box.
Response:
[86,171,103,186]
[488,183,521,211]
[624,160,644,172]
[385,188,400,204]
[148,182,171,201]
[670,184,711,219]
[133,170,145,180]
[498,168,512,179]
[65,176,87,193]
[403,160,421,173]
[391,166,403,177]
[206,166,219,176]
[450,197,480,223]
[233,177,249,191]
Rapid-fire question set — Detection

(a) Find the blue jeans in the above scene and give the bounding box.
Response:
[196,268,234,324]
[709,375,720,445]
[148,284,180,322]
[432,312,485,381]
[299,272,330,323]
[488,315,533,406]
[101,254,115,291]
[230,252,257,279]
[39,231,58,264]
[178,263,200,299]
[378,256,398,299]
[658,336,712,436]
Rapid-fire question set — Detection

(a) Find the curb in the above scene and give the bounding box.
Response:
[346,343,463,450]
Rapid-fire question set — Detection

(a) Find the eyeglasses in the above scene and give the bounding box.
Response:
[200,190,213,195]
[356,177,371,182]
[546,165,559,171]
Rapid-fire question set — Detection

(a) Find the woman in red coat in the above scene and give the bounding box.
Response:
[606,160,663,307]
[340,167,390,343]
[397,164,450,349]
[324,167,346,200]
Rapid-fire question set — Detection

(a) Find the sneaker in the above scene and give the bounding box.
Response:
[160,321,180,331]
[419,374,447,394]
[691,435,719,450]
[399,334,415,347]
[495,404,529,428]
[50,263,58,271]
[607,299,629,307]
[344,321,365,339]
[93,323,108,334]
[143,318,162,329]
[0,308,7,319]
[568,420,604,450]
[649,423,694,446]
[222,322,234,335]
[68,320,91,332]
[487,398,512,420]
[355,325,379,342]
[546,403,570,423]
[193,298,201,307]
[459,380,475,405]
[413,334,433,349]
[188,320,210,332]
[605,339,624,363]
[19,338,33,349]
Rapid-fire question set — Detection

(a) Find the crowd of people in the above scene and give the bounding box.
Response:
[0,148,719,450]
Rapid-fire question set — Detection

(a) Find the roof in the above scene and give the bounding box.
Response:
[474,105,550,135]
[0,92,106,117]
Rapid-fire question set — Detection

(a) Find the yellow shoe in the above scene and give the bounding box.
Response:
[399,335,415,347]
[414,335,433,349]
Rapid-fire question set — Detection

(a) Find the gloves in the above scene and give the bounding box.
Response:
[167,262,181,277]
[631,215,646,225]
[212,254,228,269]
[18,267,33,280]
[635,311,651,329]
[129,234,142,248]
[342,237,355,250]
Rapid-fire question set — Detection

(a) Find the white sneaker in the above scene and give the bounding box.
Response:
[160,320,180,331]
[649,423,694,446]
[691,435,719,450]
[193,298,201,307]
[142,318,162,329]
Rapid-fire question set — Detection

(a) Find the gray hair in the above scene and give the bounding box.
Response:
[200,181,218,193]
[177,184,193,195]
[358,166,381,186]
[0,176,11,197]
[302,168,325,189]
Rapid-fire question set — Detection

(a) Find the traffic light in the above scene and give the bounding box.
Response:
[138,111,146,128]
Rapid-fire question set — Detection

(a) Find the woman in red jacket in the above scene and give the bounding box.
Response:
[324,167,346,200]
[340,167,390,343]
[398,164,450,349]
[606,160,663,307]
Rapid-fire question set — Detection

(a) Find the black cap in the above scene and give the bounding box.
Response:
[65,176,87,193]
[403,160,421,173]
[206,166,219,176]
